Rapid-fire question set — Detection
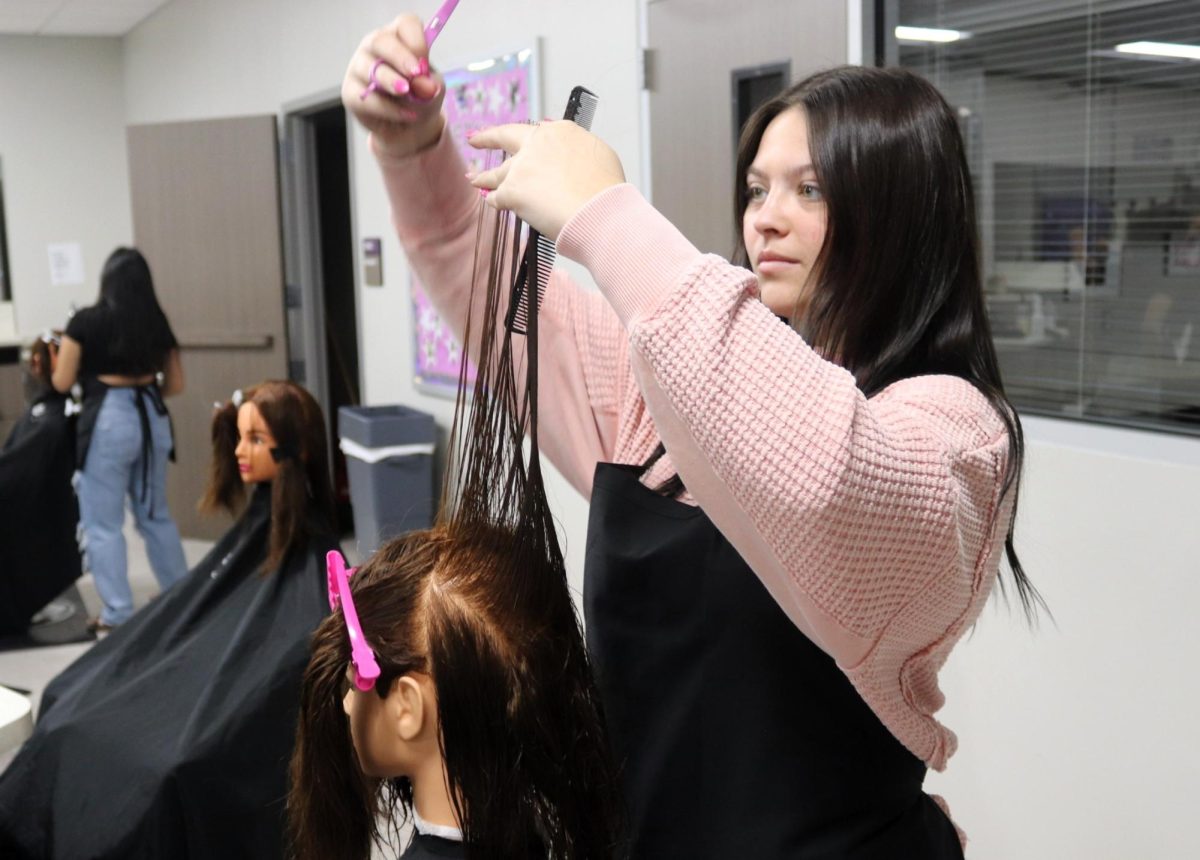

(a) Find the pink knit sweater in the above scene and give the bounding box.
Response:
[379,129,1014,779]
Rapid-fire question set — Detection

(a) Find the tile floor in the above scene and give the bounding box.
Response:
[0,527,213,774]
[0,530,212,714]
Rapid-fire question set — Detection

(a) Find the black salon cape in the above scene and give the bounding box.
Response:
[0,485,339,859]
[402,834,467,859]
[0,391,81,633]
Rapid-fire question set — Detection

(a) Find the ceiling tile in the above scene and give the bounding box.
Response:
[0,0,174,36]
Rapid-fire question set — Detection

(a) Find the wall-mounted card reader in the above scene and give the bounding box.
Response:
[362,237,383,287]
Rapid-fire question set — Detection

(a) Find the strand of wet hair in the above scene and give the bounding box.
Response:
[438,153,617,857]
[444,155,562,574]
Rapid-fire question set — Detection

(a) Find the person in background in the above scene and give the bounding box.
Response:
[0,331,83,635]
[52,247,187,632]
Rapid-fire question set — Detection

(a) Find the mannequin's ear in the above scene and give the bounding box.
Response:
[388,675,428,742]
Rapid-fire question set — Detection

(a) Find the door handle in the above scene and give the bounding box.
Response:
[178,333,274,350]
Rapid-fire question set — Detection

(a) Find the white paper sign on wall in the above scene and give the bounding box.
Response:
[47,243,85,286]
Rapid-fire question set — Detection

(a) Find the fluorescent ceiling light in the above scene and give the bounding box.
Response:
[895,25,969,43]
[1115,41,1200,61]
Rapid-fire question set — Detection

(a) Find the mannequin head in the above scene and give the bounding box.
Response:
[290,199,620,859]
[234,401,281,484]
[290,524,619,860]
[201,380,336,572]
[21,331,60,405]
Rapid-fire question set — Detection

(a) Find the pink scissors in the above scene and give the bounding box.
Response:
[423,0,460,48]
[360,0,460,98]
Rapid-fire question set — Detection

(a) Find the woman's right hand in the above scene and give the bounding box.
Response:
[342,14,447,159]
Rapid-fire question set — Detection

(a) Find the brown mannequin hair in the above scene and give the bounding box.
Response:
[289,189,621,859]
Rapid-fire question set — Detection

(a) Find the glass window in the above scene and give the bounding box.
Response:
[888,0,1200,434]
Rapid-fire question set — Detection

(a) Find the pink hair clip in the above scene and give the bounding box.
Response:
[326,550,381,691]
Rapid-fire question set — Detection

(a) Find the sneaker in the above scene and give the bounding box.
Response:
[30,599,78,626]
[86,618,114,636]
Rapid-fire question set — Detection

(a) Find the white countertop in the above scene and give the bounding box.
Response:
[0,685,33,755]
[0,301,19,349]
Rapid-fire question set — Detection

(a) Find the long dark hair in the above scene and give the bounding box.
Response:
[733,66,1044,618]
[288,190,621,859]
[96,247,177,372]
[201,380,336,573]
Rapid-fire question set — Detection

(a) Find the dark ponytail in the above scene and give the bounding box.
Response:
[200,401,243,516]
[289,613,399,860]
[97,247,177,372]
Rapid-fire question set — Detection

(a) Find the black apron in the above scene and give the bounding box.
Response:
[400,834,467,859]
[584,463,964,859]
[75,377,175,516]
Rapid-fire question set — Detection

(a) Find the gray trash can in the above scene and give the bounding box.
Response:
[338,404,436,558]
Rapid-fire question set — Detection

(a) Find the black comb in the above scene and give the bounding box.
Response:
[505,86,599,335]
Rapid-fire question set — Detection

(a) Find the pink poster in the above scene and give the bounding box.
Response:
[412,47,538,396]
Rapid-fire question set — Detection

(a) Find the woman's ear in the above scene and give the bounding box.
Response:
[388,675,428,742]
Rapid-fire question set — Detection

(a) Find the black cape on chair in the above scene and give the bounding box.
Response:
[0,390,82,635]
[0,484,339,859]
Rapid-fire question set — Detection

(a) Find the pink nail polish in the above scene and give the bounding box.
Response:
[393,77,411,96]
[479,189,489,199]
[417,57,430,77]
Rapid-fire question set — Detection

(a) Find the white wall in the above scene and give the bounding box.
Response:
[0,35,132,336]
[927,421,1200,858]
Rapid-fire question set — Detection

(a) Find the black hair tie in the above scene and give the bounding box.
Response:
[270,444,299,463]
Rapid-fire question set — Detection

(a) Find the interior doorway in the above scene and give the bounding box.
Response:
[280,97,361,532]
[644,0,846,255]
[128,115,290,539]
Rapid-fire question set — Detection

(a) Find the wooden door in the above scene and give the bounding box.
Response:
[127,116,288,539]
[646,0,847,255]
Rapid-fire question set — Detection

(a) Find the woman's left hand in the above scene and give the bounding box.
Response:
[467,120,625,240]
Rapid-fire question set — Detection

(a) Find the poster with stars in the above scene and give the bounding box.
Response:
[412,45,540,397]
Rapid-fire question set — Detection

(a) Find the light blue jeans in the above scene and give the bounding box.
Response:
[76,387,188,625]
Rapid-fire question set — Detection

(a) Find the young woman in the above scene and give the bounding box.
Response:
[289,197,621,860]
[0,380,341,860]
[343,15,1043,858]
[0,331,82,635]
[52,246,187,631]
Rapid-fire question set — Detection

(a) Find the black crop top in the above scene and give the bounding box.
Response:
[65,305,178,377]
